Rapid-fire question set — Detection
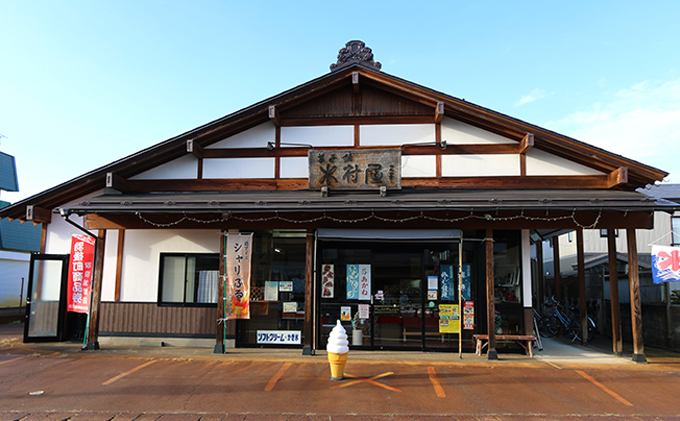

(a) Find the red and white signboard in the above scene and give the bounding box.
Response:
[67,234,96,313]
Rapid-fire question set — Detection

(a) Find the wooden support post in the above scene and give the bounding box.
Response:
[626,228,647,363]
[302,229,314,355]
[485,229,498,360]
[607,229,623,355]
[553,237,562,302]
[40,223,48,254]
[577,228,587,345]
[114,230,125,302]
[85,229,106,350]
[215,230,226,354]
[536,239,544,314]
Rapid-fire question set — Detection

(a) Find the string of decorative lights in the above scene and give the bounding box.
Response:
[136,208,604,229]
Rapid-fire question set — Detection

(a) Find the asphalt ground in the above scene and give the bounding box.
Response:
[2,323,680,421]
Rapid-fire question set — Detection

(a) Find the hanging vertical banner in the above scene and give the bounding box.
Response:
[224,232,253,319]
[438,304,460,333]
[358,264,371,300]
[67,234,96,313]
[461,264,471,300]
[440,265,455,300]
[652,245,680,284]
[321,264,335,298]
[463,300,475,329]
[346,264,359,299]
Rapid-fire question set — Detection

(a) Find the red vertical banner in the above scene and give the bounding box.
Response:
[67,234,96,313]
[224,232,253,320]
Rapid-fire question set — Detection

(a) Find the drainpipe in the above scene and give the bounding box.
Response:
[57,208,96,240]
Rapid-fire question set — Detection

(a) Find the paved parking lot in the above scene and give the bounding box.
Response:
[2,324,680,420]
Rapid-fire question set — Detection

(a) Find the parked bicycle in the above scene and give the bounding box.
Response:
[537,296,596,343]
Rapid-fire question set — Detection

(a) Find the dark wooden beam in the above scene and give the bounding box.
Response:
[105,172,129,192]
[626,228,646,363]
[435,102,445,123]
[115,230,125,302]
[85,229,106,350]
[554,237,562,302]
[26,205,52,224]
[269,105,281,127]
[607,167,628,188]
[577,228,587,345]
[352,71,360,95]
[281,115,433,127]
[302,229,314,355]
[186,139,203,159]
[607,229,623,355]
[519,133,534,154]
[215,230,226,353]
[485,229,498,360]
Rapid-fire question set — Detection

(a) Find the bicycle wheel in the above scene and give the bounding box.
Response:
[539,316,560,337]
[586,318,596,342]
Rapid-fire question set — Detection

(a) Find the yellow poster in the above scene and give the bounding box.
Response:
[438,304,460,333]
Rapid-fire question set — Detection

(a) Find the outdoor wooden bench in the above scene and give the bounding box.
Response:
[473,334,537,357]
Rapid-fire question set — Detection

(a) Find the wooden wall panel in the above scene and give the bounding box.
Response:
[99,302,219,336]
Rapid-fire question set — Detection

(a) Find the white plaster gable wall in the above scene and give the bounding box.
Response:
[402,155,436,177]
[118,229,221,302]
[130,154,198,180]
[203,158,275,179]
[281,126,354,147]
[207,122,276,149]
[526,149,604,176]
[441,117,515,145]
[100,230,119,302]
[442,154,521,177]
[280,157,309,178]
[359,124,434,146]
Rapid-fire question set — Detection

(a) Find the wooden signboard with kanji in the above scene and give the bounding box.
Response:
[308,149,401,190]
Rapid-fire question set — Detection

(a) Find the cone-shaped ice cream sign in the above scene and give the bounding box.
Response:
[327,320,349,380]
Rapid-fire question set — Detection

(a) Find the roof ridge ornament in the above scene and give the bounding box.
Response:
[330,40,382,72]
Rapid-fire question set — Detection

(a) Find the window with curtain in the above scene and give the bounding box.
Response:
[158,253,220,305]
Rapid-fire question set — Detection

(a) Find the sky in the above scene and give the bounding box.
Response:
[2,1,680,203]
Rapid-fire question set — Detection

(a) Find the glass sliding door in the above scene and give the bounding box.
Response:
[372,249,423,349]
[316,238,466,351]
[24,254,69,342]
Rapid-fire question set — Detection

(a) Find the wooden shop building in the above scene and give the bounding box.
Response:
[2,41,674,361]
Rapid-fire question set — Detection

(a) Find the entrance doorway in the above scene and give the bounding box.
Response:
[24,254,69,342]
[316,238,469,351]
[24,254,86,343]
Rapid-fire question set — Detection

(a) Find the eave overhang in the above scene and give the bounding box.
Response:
[63,189,677,216]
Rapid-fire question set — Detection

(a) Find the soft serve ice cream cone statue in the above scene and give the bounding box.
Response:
[326,320,349,380]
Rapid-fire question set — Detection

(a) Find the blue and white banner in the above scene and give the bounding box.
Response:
[652,245,680,284]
